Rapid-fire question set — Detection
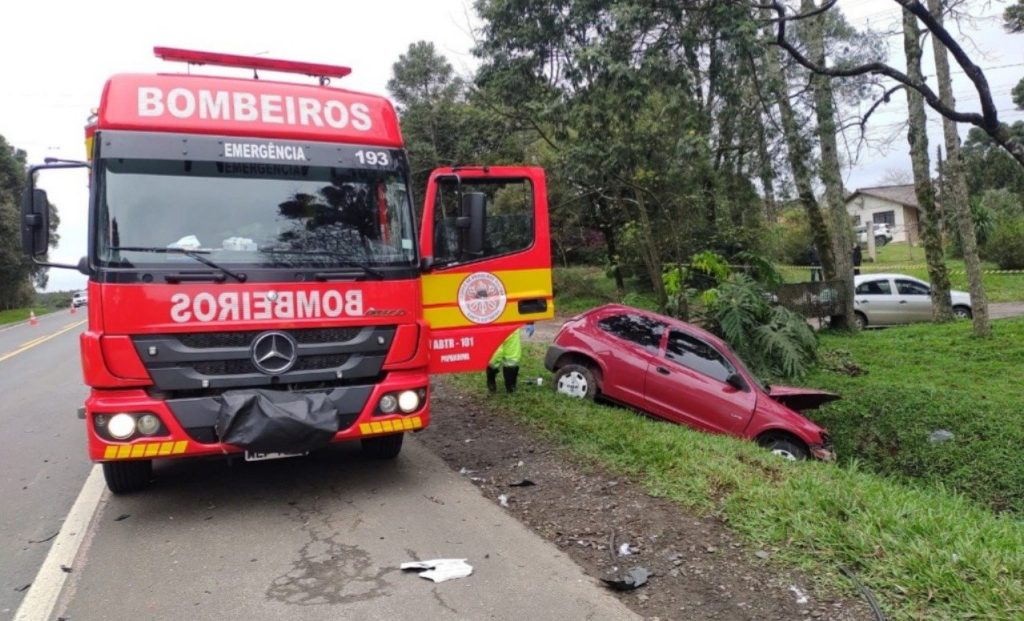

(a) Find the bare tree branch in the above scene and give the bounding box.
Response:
[763,0,1024,168]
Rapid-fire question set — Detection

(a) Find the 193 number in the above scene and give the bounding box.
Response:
[355,150,390,167]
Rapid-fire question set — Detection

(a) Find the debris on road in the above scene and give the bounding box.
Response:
[60,564,73,573]
[28,531,59,544]
[618,543,635,557]
[114,513,130,521]
[601,566,650,591]
[401,559,474,583]
[14,583,31,592]
[498,494,510,507]
[509,479,536,487]
[789,585,810,604]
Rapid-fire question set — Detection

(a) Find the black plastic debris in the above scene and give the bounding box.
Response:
[60,565,72,573]
[509,479,536,487]
[114,514,130,522]
[14,583,31,593]
[601,566,650,591]
[215,389,339,453]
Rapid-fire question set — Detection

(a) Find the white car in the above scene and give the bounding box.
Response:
[72,291,88,308]
[856,223,893,247]
[853,274,971,328]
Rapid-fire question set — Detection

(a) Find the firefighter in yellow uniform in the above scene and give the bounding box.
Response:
[486,324,533,393]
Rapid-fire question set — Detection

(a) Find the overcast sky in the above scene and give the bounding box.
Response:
[1,0,1021,292]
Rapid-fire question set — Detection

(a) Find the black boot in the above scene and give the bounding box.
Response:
[486,366,499,393]
[502,365,519,393]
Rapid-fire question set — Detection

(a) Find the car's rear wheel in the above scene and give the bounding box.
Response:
[953,305,972,320]
[361,433,404,459]
[854,311,868,330]
[875,235,889,247]
[102,460,153,494]
[554,364,598,400]
[759,436,809,461]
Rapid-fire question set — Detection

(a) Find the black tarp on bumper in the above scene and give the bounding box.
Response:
[215,390,340,453]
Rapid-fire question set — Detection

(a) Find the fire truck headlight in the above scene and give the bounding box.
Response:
[136,414,162,436]
[379,394,398,414]
[108,413,137,440]
[398,390,420,413]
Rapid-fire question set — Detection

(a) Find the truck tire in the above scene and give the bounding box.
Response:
[361,433,404,459]
[102,460,153,494]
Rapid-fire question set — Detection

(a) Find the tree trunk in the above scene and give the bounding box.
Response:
[633,193,666,307]
[927,0,990,336]
[903,8,954,321]
[766,45,836,280]
[803,0,855,329]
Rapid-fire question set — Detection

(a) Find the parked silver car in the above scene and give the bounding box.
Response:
[853,274,971,328]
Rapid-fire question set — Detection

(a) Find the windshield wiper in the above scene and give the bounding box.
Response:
[109,246,247,283]
[259,250,385,280]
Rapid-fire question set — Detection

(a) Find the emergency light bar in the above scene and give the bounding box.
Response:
[153,47,352,80]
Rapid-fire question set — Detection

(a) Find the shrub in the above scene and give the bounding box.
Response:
[984,215,1024,269]
[704,273,817,379]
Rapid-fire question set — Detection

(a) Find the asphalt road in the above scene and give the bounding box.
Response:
[0,310,89,618]
[3,311,636,621]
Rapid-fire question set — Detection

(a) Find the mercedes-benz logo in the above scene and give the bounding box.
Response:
[251,331,298,375]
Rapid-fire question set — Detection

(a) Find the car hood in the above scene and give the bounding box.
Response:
[768,386,840,411]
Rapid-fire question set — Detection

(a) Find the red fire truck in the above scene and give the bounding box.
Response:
[21,48,553,493]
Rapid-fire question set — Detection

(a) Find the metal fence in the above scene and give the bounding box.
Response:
[772,280,847,322]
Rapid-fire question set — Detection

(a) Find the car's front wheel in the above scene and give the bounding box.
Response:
[760,437,809,461]
[875,235,889,247]
[554,364,598,400]
[953,306,972,320]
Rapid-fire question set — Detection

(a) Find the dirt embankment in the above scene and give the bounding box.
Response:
[418,382,873,621]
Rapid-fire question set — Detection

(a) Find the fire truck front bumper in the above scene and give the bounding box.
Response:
[84,371,430,462]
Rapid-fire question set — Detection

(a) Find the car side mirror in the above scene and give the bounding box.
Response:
[457,191,487,257]
[726,373,747,391]
[21,188,50,257]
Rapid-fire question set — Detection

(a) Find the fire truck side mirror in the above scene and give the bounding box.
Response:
[458,192,487,258]
[21,188,50,258]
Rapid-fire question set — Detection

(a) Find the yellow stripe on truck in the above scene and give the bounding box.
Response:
[102,440,189,460]
[421,268,554,328]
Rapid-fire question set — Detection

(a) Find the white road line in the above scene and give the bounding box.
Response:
[14,466,105,621]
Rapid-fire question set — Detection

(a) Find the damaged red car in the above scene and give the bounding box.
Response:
[544,305,838,461]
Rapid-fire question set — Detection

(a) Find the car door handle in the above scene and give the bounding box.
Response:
[899,300,907,304]
[859,299,869,304]
[656,366,670,375]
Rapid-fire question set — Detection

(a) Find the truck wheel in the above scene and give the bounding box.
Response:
[361,433,404,459]
[102,460,152,494]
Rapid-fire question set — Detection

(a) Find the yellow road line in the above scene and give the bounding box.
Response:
[0,320,86,363]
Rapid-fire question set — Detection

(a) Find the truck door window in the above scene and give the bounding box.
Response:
[432,179,533,264]
[665,331,734,383]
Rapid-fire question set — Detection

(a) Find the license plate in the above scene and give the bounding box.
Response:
[244,450,306,462]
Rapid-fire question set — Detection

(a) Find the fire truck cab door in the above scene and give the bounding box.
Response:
[419,166,554,374]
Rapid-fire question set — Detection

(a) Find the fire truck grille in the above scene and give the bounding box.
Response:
[176,328,362,349]
[133,326,395,392]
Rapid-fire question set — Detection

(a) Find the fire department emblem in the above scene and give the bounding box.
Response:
[457,272,507,324]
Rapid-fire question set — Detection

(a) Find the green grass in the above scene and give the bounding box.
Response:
[0,307,52,326]
[804,318,1024,514]
[779,242,1024,302]
[449,345,1024,620]
[553,266,658,315]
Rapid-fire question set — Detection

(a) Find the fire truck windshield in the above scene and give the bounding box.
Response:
[96,158,417,272]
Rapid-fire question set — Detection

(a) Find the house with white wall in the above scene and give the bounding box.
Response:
[845,185,921,244]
